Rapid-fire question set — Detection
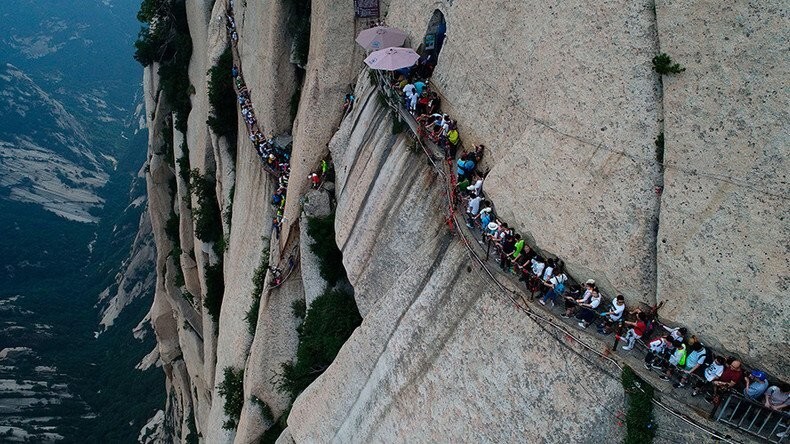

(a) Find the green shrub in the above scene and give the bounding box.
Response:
[244,243,270,335]
[291,299,306,319]
[164,210,180,244]
[207,46,238,138]
[250,396,274,423]
[652,53,685,75]
[306,214,346,286]
[161,116,174,168]
[224,185,235,233]
[217,367,244,430]
[392,113,406,134]
[621,366,656,444]
[203,261,225,324]
[189,169,223,243]
[134,0,193,132]
[261,419,285,444]
[279,288,361,401]
[177,140,191,202]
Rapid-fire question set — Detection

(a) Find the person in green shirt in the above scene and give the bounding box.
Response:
[509,234,525,260]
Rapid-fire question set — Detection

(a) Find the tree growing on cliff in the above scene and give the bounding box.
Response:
[207,46,238,139]
[217,367,244,430]
[279,288,361,401]
[134,0,193,132]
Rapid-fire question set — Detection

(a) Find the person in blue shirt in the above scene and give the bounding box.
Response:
[744,370,769,400]
[456,155,475,181]
[414,80,426,95]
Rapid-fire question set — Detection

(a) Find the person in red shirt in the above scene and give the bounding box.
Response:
[710,359,744,402]
[308,172,320,189]
[621,312,647,351]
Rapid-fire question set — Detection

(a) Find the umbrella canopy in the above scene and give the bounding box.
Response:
[364,47,420,71]
[356,26,408,51]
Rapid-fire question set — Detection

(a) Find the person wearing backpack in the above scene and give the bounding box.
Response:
[673,341,709,388]
[659,339,687,381]
[540,270,567,307]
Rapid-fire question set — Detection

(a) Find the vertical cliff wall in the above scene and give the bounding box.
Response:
[140,0,788,442]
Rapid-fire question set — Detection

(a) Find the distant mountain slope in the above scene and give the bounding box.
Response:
[0,64,108,222]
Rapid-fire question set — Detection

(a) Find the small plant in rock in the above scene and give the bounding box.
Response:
[652,53,685,75]
[654,132,665,164]
[250,396,274,423]
[217,367,244,430]
[244,243,270,335]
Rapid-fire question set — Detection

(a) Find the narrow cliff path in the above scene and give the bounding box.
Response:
[364,73,761,444]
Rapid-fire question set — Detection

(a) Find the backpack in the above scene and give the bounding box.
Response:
[554,275,567,295]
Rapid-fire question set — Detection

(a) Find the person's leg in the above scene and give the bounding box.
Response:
[540,289,556,305]
[622,330,637,350]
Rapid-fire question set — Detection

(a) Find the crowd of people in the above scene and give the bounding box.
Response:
[226,8,296,238]
[380,58,789,427]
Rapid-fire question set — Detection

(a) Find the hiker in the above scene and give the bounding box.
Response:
[475,202,493,229]
[308,172,320,189]
[564,279,595,318]
[743,370,769,400]
[413,79,427,95]
[467,173,483,196]
[530,256,545,278]
[597,294,625,335]
[465,194,483,228]
[446,122,460,159]
[673,341,709,388]
[456,155,476,181]
[540,269,568,307]
[691,356,726,397]
[644,336,672,369]
[620,311,647,351]
[342,93,355,113]
[658,339,687,381]
[498,230,516,272]
[764,384,790,411]
[575,287,602,328]
[706,359,744,401]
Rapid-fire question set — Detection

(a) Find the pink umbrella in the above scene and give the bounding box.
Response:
[356,26,408,51]
[364,47,420,71]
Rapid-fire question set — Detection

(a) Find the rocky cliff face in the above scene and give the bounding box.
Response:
[140,0,787,442]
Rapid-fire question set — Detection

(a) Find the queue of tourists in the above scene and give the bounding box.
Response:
[376,57,789,428]
[226,8,296,234]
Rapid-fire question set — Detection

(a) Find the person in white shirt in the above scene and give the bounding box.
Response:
[465,195,482,228]
[576,288,602,328]
[597,295,625,334]
[692,356,725,397]
[530,257,545,277]
[467,173,483,196]
[563,280,595,318]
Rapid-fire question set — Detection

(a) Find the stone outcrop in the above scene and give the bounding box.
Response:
[140,0,788,442]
